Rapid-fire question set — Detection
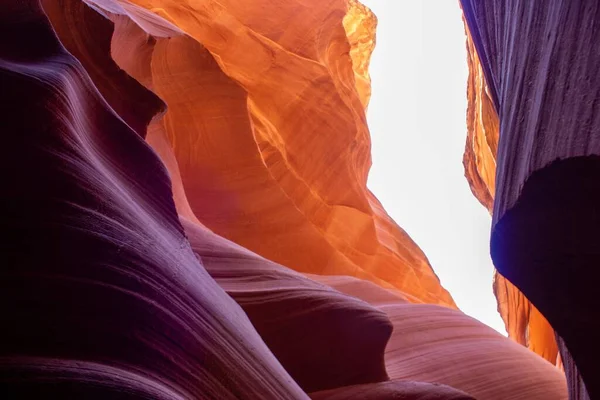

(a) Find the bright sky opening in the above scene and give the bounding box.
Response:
[361,0,507,335]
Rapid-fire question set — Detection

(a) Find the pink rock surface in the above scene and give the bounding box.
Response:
[309,380,474,400]
[181,217,392,393]
[1,0,574,398]
[383,304,566,400]
[0,1,306,397]
[315,274,568,400]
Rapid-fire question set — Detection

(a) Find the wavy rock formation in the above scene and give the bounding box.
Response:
[84,0,455,308]
[181,217,392,393]
[309,381,475,400]
[2,0,570,398]
[462,1,600,397]
[462,22,559,366]
[0,1,307,397]
[314,275,567,400]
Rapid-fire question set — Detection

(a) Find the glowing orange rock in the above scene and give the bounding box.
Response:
[343,0,377,109]
[462,22,559,365]
[87,0,455,308]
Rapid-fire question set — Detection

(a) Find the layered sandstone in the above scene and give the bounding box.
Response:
[2,0,570,398]
[1,2,307,397]
[462,1,600,397]
[84,0,455,308]
[313,275,567,400]
[462,21,559,365]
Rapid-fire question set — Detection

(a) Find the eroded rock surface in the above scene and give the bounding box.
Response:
[462,21,559,366]
[182,217,392,393]
[0,1,307,397]
[462,1,600,397]
[309,381,475,400]
[1,0,570,398]
[314,275,567,400]
[87,0,456,308]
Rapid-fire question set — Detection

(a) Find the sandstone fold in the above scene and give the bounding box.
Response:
[0,1,307,397]
[2,0,574,398]
[41,0,166,137]
[312,275,568,400]
[181,216,392,393]
[86,0,456,309]
[309,381,475,400]
[461,1,600,397]
[556,334,590,400]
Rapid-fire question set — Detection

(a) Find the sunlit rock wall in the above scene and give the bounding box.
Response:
[84,0,456,308]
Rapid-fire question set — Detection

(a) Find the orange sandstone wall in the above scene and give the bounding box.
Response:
[89,0,456,308]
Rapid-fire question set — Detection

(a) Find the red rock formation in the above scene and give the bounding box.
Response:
[0,1,307,397]
[462,22,559,365]
[86,0,455,308]
[462,1,600,397]
[2,0,571,398]
[343,0,377,109]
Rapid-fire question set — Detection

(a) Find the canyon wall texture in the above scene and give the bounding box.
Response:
[462,1,600,398]
[97,0,456,308]
[1,0,569,398]
[462,23,559,366]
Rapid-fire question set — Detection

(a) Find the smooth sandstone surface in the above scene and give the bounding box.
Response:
[313,275,568,400]
[557,335,591,400]
[181,216,392,393]
[2,0,572,398]
[86,0,456,309]
[309,381,475,400]
[1,1,307,398]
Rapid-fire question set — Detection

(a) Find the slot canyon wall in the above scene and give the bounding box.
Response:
[462,21,560,366]
[461,1,600,398]
[0,0,575,398]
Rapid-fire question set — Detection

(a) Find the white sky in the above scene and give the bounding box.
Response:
[360,0,507,334]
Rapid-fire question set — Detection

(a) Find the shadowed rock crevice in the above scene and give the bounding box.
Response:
[491,156,600,399]
[462,1,600,396]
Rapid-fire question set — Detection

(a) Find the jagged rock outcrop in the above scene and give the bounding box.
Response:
[462,21,559,365]
[462,1,600,398]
